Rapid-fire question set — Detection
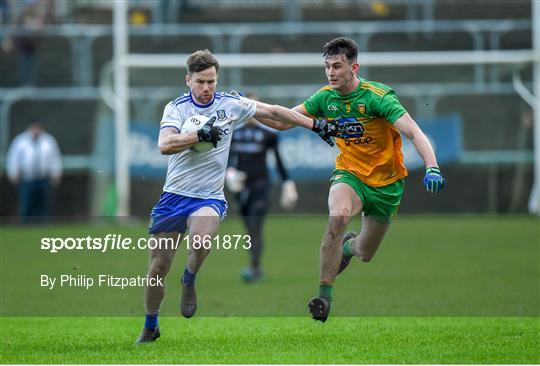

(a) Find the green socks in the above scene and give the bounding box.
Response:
[319,283,333,302]
[342,240,354,257]
[316,238,355,304]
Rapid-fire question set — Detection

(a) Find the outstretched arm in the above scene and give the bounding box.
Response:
[254,102,335,146]
[254,102,314,130]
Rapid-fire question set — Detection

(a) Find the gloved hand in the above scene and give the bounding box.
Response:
[280,180,298,210]
[225,167,247,193]
[311,119,336,147]
[197,117,222,148]
[423,167,446,193]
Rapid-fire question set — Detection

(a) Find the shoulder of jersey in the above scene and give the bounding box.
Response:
[359,80,391,98]
[171,93,191,107]
[215,91,241,100]
[317,85,334,93]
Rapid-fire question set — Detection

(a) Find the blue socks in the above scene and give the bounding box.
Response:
[144,313,158,330]
[144,268,195,330]
[182,267,196,285]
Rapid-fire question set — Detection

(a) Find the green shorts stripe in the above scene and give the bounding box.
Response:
[330,169,404,223]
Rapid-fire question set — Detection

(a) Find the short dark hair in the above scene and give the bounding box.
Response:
[187,49,219,74]
[322,37,358,63]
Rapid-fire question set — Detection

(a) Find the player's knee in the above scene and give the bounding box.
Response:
[359,251,374,262]
[327,213,349,232]
[329,207,351,218]
[149,259,171,276]
[187,244,211,255]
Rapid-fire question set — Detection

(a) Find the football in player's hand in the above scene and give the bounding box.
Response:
[181,114,215,153]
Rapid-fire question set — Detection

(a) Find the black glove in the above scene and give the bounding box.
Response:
[311,119,337,147]
[197,117,222,148]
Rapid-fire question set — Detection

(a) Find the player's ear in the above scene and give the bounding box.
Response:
[185,74,190,87]
[352,63,359,75]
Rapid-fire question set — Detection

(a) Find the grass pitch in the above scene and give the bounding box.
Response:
[1,215,539,363]
[1,317,538,363]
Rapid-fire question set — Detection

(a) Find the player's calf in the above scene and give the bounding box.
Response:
[338,231,358,274]
[180,268,197,318]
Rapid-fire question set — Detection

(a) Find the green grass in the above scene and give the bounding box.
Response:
[1,215,539,363]
[1,317,539,363]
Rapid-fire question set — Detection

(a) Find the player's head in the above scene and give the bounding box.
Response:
[322,37,359,92]
[185,49,219,105]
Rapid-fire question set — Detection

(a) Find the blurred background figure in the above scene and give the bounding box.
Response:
[3,0,52,86]
[226,92,298,282]
[6,122,62,222]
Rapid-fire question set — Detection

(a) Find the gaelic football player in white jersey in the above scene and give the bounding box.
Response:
[136,49,336,343]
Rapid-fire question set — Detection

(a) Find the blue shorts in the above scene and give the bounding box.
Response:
[148,192,228,234]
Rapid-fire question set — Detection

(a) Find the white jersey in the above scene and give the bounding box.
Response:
[6,131,63,181]
[160,91,257,200]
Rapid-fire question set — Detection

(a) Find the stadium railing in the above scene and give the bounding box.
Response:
[0,19,531,87]
[0,18,536,215]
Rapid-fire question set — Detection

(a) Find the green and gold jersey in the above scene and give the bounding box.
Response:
[303,78,408,187]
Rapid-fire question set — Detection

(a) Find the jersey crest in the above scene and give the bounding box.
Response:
[217,109,227,121]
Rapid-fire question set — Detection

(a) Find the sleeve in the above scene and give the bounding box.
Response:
[6,136,21,180]
[159,102,183,132]
[233,96,256,128]
[47,135,63,178]
[302,90,325,118]
[377,90,407,124]
[269,133,289,181]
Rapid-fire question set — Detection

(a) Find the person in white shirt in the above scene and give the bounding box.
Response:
[137,49,336,343]
[6,122,62,221]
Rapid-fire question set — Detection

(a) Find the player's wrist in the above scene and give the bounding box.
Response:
[425,166,441,173]
[311,119,318,131]
[186,131,197,142]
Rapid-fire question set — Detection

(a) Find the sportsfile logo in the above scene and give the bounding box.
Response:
[40,234,251,253]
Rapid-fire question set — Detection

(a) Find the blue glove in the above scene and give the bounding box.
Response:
[423,167,446,193]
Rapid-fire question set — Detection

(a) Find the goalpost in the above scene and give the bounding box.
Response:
[113,1,540,217]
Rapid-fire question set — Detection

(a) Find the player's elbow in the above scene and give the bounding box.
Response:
[158,142,173,155]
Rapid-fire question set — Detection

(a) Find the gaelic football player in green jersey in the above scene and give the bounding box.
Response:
[295,37,446,321]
